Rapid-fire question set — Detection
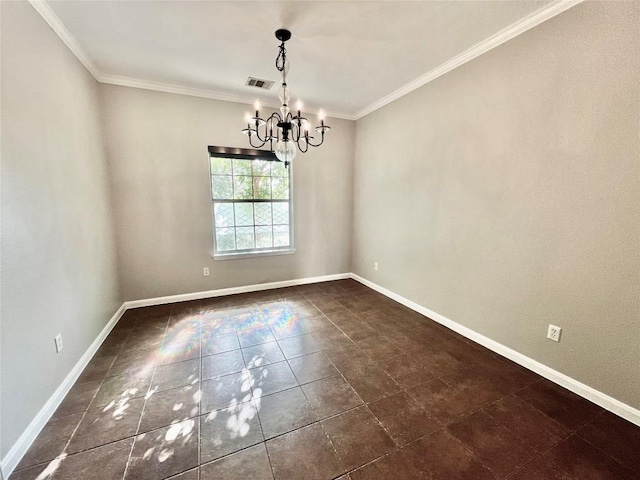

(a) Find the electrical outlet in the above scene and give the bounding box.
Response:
[547,324,562,342]
[374,262,379,271]
[54,334,63,353]
[203,267,210,277]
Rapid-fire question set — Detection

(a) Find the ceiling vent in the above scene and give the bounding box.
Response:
[246,77,275,90]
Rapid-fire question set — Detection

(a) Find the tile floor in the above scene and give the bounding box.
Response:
[9,279,640,479]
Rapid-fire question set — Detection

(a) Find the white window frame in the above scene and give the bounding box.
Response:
[208,146,295,260]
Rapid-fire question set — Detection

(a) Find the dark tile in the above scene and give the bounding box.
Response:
[122,335,165,353]
[200,372,252,414]
[270,320,308,340]
[484,394,569,452]
[10,438,134,480]
[288,352,339,384]
[139,384,200,433]
[233,307,267,331]
[257,387,316,439]
[479,358,540,396]
[201,349,245,380]
[310,329,354,350]
[201,317,235,337]
[410,344,465,376]
[543,434,637,480]
[92,371,153,407]
[151,359,200,393]
[324,345,377,373]
[277,333,322,359]
[577,411,640,474]
[356,337,404,363]
[509,456,575,480]
[302,375,363,419]
[242,341,285,368]
[407,374,502,424]
[16,412,84,470]
[157,339,201,366]
[164,322,200,346]
[248,361,298,397]
[267,423,344,480]
[108,348,158,377]
[342,365,400,403]
[439,336,498,366]
[447,410,537,478]
[200,399,263,463]
[166,468,199,479]
[299,315,337,333]
[516,380,603,430]
[377,354,435,389]
[52,380,102,418]
[67,397,145,453]
[368,391,440,447]
[261,301,302,325]
[200,443,273,480]
[402,429,494,480]
[311,298,348,315]
[322,405,395,471]
[126,419,199,480]
[237,326,276,348]
[201,332,240,356]
[350,450,419,480]
[338,321,379,343]
[77,355,117,383]
[95,336,126,358]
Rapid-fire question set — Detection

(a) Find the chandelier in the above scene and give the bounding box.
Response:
[242,29,330,166]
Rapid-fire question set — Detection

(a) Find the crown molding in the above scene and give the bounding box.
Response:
[354,0,585,119]
[30,0,582,123]
[28,0,101,80]
[99,74,357,121]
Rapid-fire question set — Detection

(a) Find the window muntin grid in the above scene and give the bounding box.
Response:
[210,155,292,256]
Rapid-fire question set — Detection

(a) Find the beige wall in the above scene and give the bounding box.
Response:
[100,85,354,301]
[352,1,640,408]
[2,0,638,467]
[0,2,121,457]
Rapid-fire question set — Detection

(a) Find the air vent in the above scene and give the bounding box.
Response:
[246,77,275,90]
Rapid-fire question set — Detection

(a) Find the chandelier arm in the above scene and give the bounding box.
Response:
[252,112,282,143]
[296,137,310,153]
[302,132,325,148]
[247,134,268,149]
[252,123,268,143]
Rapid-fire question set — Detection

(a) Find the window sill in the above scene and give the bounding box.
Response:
[212,248,296,261]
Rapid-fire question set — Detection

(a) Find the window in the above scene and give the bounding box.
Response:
[209,146,293,258]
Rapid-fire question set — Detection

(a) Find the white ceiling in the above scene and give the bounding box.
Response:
[37,1,580,119]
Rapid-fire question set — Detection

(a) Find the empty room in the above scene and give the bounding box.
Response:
[1,1,639,479]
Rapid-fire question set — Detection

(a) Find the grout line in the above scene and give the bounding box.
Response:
[19,279,632,479]
[121,310,170,479]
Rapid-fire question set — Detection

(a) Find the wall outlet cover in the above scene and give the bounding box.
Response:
[54,334,64,353]
[547,324,562,342]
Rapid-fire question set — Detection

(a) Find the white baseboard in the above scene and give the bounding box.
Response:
[123,273,351,309]
[7,270,635,479]
[0,272,349,477]
[350,273,640,427]
[0,304,128,478]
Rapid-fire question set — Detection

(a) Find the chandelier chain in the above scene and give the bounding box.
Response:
[276,42,287,72]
